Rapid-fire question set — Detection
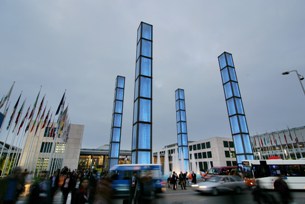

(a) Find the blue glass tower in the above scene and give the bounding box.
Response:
[218,52,254,165]
[132,22,153,164]
[109,76,125,169]
[175,89,190,172]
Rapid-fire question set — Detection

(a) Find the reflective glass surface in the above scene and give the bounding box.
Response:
[225,53,234,67]
[139,99,151,122]
[181,134,188,145]
[239,115,248,132]
[242,134,252,153]
[224,83,233,99]
[218,53,227,69]
[136,42,140,59]
[237,155,246,164]
[138,151,150,164]
[137,24,141,42]
[176,111,180,122]
[178,147,183,159]
[134,78,139,100]
[229,68,237,81]
[233,135,244,154]
[109,159,118,168]
[183,160,189,171]
[175,90,179,99]
[175,101,179,111]
[138,123,151,149]
[180,110,186,121]
[177,122,181,134]
[235,98,244,114]
[112,128,121,142]
[132,125,137,149]
[179,100,185,110]
[142,23,152,40]
[111,143,119,157]
[141,39,152,58]
[116,88,124,100]
[177,134,182,146]
[181,122,187,133]
[183,147,189,159]
[246,155,254,160]
[140,77,151,98]
[115,101,123,113]
[227,98,236,116]
[179,89,185,99]
[117,77,125,88]
[133,100,138,123]
[136,60,140,77]
[113,114,122,127]
[221,68,230,84]
[141,57,152,77]
[230,116,240,134]
[132,152,136,164]
[232,82,240,97]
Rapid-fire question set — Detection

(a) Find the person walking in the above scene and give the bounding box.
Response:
[191,171,197,184]
[274,176,293,204]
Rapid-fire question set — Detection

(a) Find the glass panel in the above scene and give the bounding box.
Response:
[116,88,124,100]
[177,122,181,134]
[237,155,246,164]
[226,53,234,67]
[180,110,186,121]
[141,57,152,77]
[233,135,244,154]
[136,60,140,78]
[183,147,189,159]
[184,160,189,170]
[138,151,150,164]
[239,116,248,133]
[229,116,240,134]
[132,152,136,164]
[246,155,254,160]
[132,125,137,149]
[111,143,119,157]
[175,90,179,100]
[221,68,230,84]
[178,147,183,159]
[138,124,151,149]
[113,114,122,127]
[136,41,140,59]
[181,134,188,145]
[235,98,244,114]
[177,134,182,146]
[229,68,237,81]
[232,82,240,97]
[141,39,152,58]
[133,99,138,123]
[227,98,236,116]
[142,23,152,40]
[139,99,151,122]
[181,122,187,133]
[218,53,227,69]
[175,101,179,111]
[243,134,252,153]
[117,77,125,88]
[112,128,121,142]
[224,83,233,99]
[137,24,141,42]
[176,111,180,122]
[134,78,139,100]
[180,100,185,110]
[179,89,185,99]
[115,101,123,113]
[140,77,151,98]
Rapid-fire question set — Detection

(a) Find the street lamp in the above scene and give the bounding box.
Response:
[282,70,305,96]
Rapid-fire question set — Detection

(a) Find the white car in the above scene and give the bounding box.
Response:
[191,175,247,195]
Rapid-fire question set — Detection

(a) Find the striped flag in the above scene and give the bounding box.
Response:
[41,108,50,129]
[55,92,65,115]
[31,95,45,133]
[25,89,41,133]
[13,99,26,132]
[17,105,30,135]
[7,93,22,130]
[0,82,15,109]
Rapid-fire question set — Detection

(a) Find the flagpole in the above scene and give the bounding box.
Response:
[287,127,297,159]
[1,130,18,176]
[0,82,15,133]
[275,131,286,159]
[32,126,44,177]
[292,128,303,158]
[49,122,59,175]
[7,130,22,173]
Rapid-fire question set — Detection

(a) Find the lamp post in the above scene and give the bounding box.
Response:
[282,70,305,96]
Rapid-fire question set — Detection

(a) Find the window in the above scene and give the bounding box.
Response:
[189,146,192,151]
[194,153,198,159]
[138,124,151,149]
[225,151,230,158]
[112,128,121,142]
[223,141,229,148]
[206,142,211,149]
[199,162,204,171]
[141,57,152,77]
[207,151,212,158]
[197,144,201,150]
[110,143,119,157]
[229,141,234,148]
[190,154,192,159]
[201,143,206,149]
[140,77,151,98]
[139,99,151,122]
[202,152,207,158]
[198,152,202,159]
[193,145,197,151]
[226,161,232,166]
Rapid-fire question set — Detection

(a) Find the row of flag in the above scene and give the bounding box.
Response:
[0,82,69,140]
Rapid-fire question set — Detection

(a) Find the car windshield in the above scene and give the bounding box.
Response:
[206,176,221,182]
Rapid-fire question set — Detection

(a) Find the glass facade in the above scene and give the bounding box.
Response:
[108,76,125,169]
[132,22,153,164]
[218,52,254,164]
[175,89,190,172]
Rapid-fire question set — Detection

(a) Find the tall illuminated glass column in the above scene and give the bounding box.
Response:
[218,52,254,165]
[175,89,189,172]
[108,76,125,169]
[132,22,153,164]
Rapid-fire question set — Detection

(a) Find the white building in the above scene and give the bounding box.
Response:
[153,137,236,176]
[19,123,84,174]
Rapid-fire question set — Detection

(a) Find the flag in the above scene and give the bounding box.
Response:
[55,92,65,115]
[41,108,50,129]
[13,99,26,132]
[0,82,15,109]
[284,133,288,144]
[25,89,41,132]
[17,105,30,135]
[31,95,45,132]
[260,137,263,147]
[7,93,21,130]
[288,128,293,141]
[272,134,277,145]
[0,103,10,130]
[58,106,68,136]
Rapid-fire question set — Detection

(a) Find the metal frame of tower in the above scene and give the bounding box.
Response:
[218,52,254,165]
[131,22,153,164]
[175,88,190,172]
[108,76,125,169]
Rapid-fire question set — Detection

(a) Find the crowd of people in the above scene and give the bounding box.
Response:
[167,171,197,190]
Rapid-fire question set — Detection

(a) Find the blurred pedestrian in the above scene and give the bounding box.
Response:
[171,171,178,190]
[93,178,113,204]
[128,171,137,204]
[274,176,293,204]
[27,170,51,204]
[61,173,73,204]
[75,178,93,204]
[191,171,197,184]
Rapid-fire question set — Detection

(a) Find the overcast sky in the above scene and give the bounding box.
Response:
[1,1,305,152]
